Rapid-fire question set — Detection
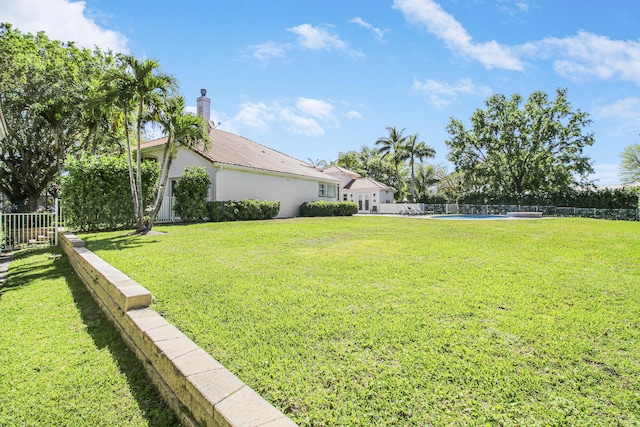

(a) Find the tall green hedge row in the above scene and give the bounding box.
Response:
[61,155,159,231]
[458,187,639,209]
[207,199,280,222]
[299,201,358,217]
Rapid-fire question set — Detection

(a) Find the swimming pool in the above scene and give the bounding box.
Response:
[430,214,508,220]
[430,213,542,220]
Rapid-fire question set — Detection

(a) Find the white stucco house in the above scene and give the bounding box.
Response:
[140,90,341,219]
[323,165,396,214]
[141,90,397,219]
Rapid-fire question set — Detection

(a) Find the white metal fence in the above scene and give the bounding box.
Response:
[379,203,638,221]
[1,199,62,251]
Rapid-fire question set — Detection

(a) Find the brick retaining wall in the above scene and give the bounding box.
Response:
[59,231,297,427]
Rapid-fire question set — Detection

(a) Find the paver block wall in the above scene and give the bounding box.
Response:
[59,231,297,427]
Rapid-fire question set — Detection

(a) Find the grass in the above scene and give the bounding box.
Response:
[0,247,179,427]
[79,217,640,426]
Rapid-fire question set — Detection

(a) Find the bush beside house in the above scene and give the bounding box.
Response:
[299,201,358,217]
[173,167,210,223]
[207,200,280,222]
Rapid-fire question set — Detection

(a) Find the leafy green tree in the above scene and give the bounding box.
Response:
[400,134,436,202]
[375,126,409,195]
[446,89,594,198]
[0,23,114,210]
[619,143,640,186]
[148,95,208,229]
[335,145,399,191]
[103,54,176,232]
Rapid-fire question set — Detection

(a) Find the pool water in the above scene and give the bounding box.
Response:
[430,214,509,220]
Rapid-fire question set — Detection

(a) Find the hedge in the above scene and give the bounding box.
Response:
[61,155,159,231]
[206,200,280,222]
[173,166,210,223]
[458,188,639,210]
[299,201,358,217]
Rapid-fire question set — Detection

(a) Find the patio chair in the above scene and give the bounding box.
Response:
[407,206,424,215]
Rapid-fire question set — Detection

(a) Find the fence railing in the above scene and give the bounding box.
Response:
[420,203,639,221]
[1,199,62,251]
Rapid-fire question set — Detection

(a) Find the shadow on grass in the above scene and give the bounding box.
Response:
[5,247,180,426]
[0,247,64,295]
[80,232,164,253]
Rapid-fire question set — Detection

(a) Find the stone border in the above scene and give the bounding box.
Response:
[59,231,297,427]
[506,212,543,218]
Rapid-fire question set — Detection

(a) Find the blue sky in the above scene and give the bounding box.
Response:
[2,0,640,186]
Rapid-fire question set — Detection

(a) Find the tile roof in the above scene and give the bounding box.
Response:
[140,129,339,182]
[344,177,396,191]
[322,165,361,177]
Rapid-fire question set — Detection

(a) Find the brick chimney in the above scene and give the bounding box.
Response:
[197,88,210,122]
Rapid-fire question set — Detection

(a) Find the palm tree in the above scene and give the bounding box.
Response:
[375,126,409,193]
[147,95,208,230]
[414,163,440,201]
[104,54,176,232]
[402,134,436,202]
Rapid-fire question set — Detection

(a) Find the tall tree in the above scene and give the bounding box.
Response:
[619,143,640,186]
[103,54,176,232]
[147,95,208,230]
[0,23,112,210]
[375,126,409,197]
[413,163,440,202]
[446,88,594,199]
[401,134,436,202]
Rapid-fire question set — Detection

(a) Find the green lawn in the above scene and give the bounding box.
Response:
[80,217,640,426]
[0,248,179,427]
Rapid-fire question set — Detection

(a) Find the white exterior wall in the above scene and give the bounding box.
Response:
[144,146,340,218]
[144,147,217,200]
[341,188,395,213]
[214,166,339,217]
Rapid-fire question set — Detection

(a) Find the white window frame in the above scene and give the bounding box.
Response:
[318,183,326,197]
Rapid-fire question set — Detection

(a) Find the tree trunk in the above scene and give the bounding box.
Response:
[146,139,173,231]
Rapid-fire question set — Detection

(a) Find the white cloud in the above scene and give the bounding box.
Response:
[392,0,523,70]
[591,163,623,187]
[413,77,493,106]
[288,23,364,59]
[0,0,128,52]
[234,101,275,130]
[231,97,341,137]
[349,17,387,41]
[594,97,640,135]
[521,31,640,84]
[296,98,334,119]
[279,108,325,137]
[345,110,362,120]
[394,0,640,84]
[246,41,290,66]
[497,0,532,15]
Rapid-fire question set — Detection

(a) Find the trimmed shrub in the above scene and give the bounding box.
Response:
[458,188,639,210]
[61,155,159,231]
[299,201,358,217]
[206,199,280,222]
[173,166,210,223]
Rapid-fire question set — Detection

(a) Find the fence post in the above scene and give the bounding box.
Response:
[54,198,59,246]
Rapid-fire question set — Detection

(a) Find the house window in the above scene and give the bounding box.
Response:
[318,183,326,197]
[343,193,348,201]
[327,185,336,198]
